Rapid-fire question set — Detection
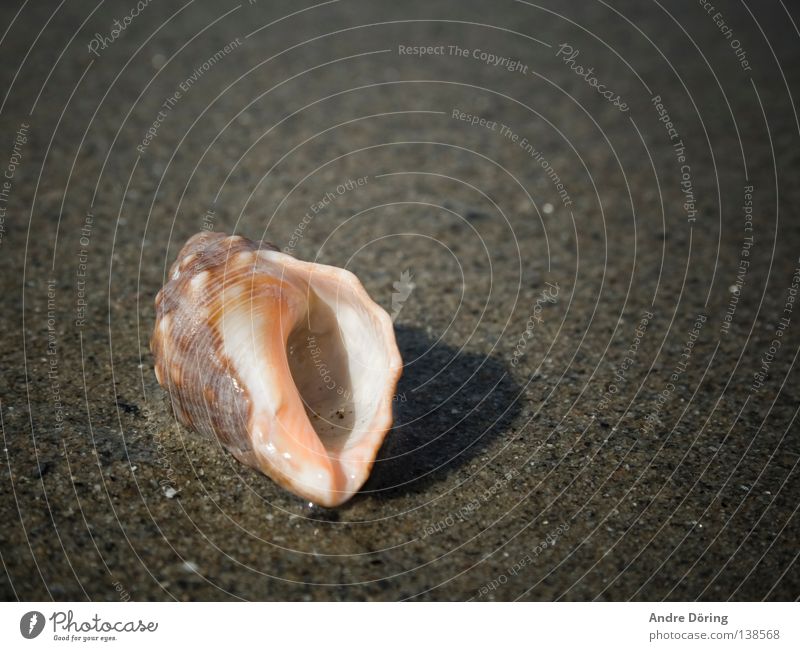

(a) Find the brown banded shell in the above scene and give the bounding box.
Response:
[151,232,403,507]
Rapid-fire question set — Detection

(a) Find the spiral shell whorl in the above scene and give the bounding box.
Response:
[151,232,403,506]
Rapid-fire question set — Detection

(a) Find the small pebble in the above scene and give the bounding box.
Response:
[181,560,199,572]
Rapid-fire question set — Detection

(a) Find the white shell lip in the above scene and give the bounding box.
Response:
[151,232,403,507]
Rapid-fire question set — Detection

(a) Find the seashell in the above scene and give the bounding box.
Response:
[150,232,403,507]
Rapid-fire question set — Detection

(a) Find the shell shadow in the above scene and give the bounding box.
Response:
[362,325,522,500]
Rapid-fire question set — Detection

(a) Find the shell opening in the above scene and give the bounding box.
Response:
[286,275,392,457]
[152,233,403,506]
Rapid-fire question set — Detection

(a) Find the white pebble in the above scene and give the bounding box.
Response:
[181,560,199,573]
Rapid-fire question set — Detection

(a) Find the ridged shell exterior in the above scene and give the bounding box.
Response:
[150,231,403,506]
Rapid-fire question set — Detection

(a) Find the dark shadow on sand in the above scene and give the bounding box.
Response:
[361,325,522,500]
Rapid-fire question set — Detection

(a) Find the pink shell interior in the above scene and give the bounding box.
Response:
[151,232,403,506]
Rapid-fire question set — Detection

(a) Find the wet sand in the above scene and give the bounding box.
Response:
[1,0,798,600]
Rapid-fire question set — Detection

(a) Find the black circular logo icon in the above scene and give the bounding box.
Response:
[20,611,45,639]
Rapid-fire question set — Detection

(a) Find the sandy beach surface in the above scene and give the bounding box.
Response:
[1,0,798,600]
